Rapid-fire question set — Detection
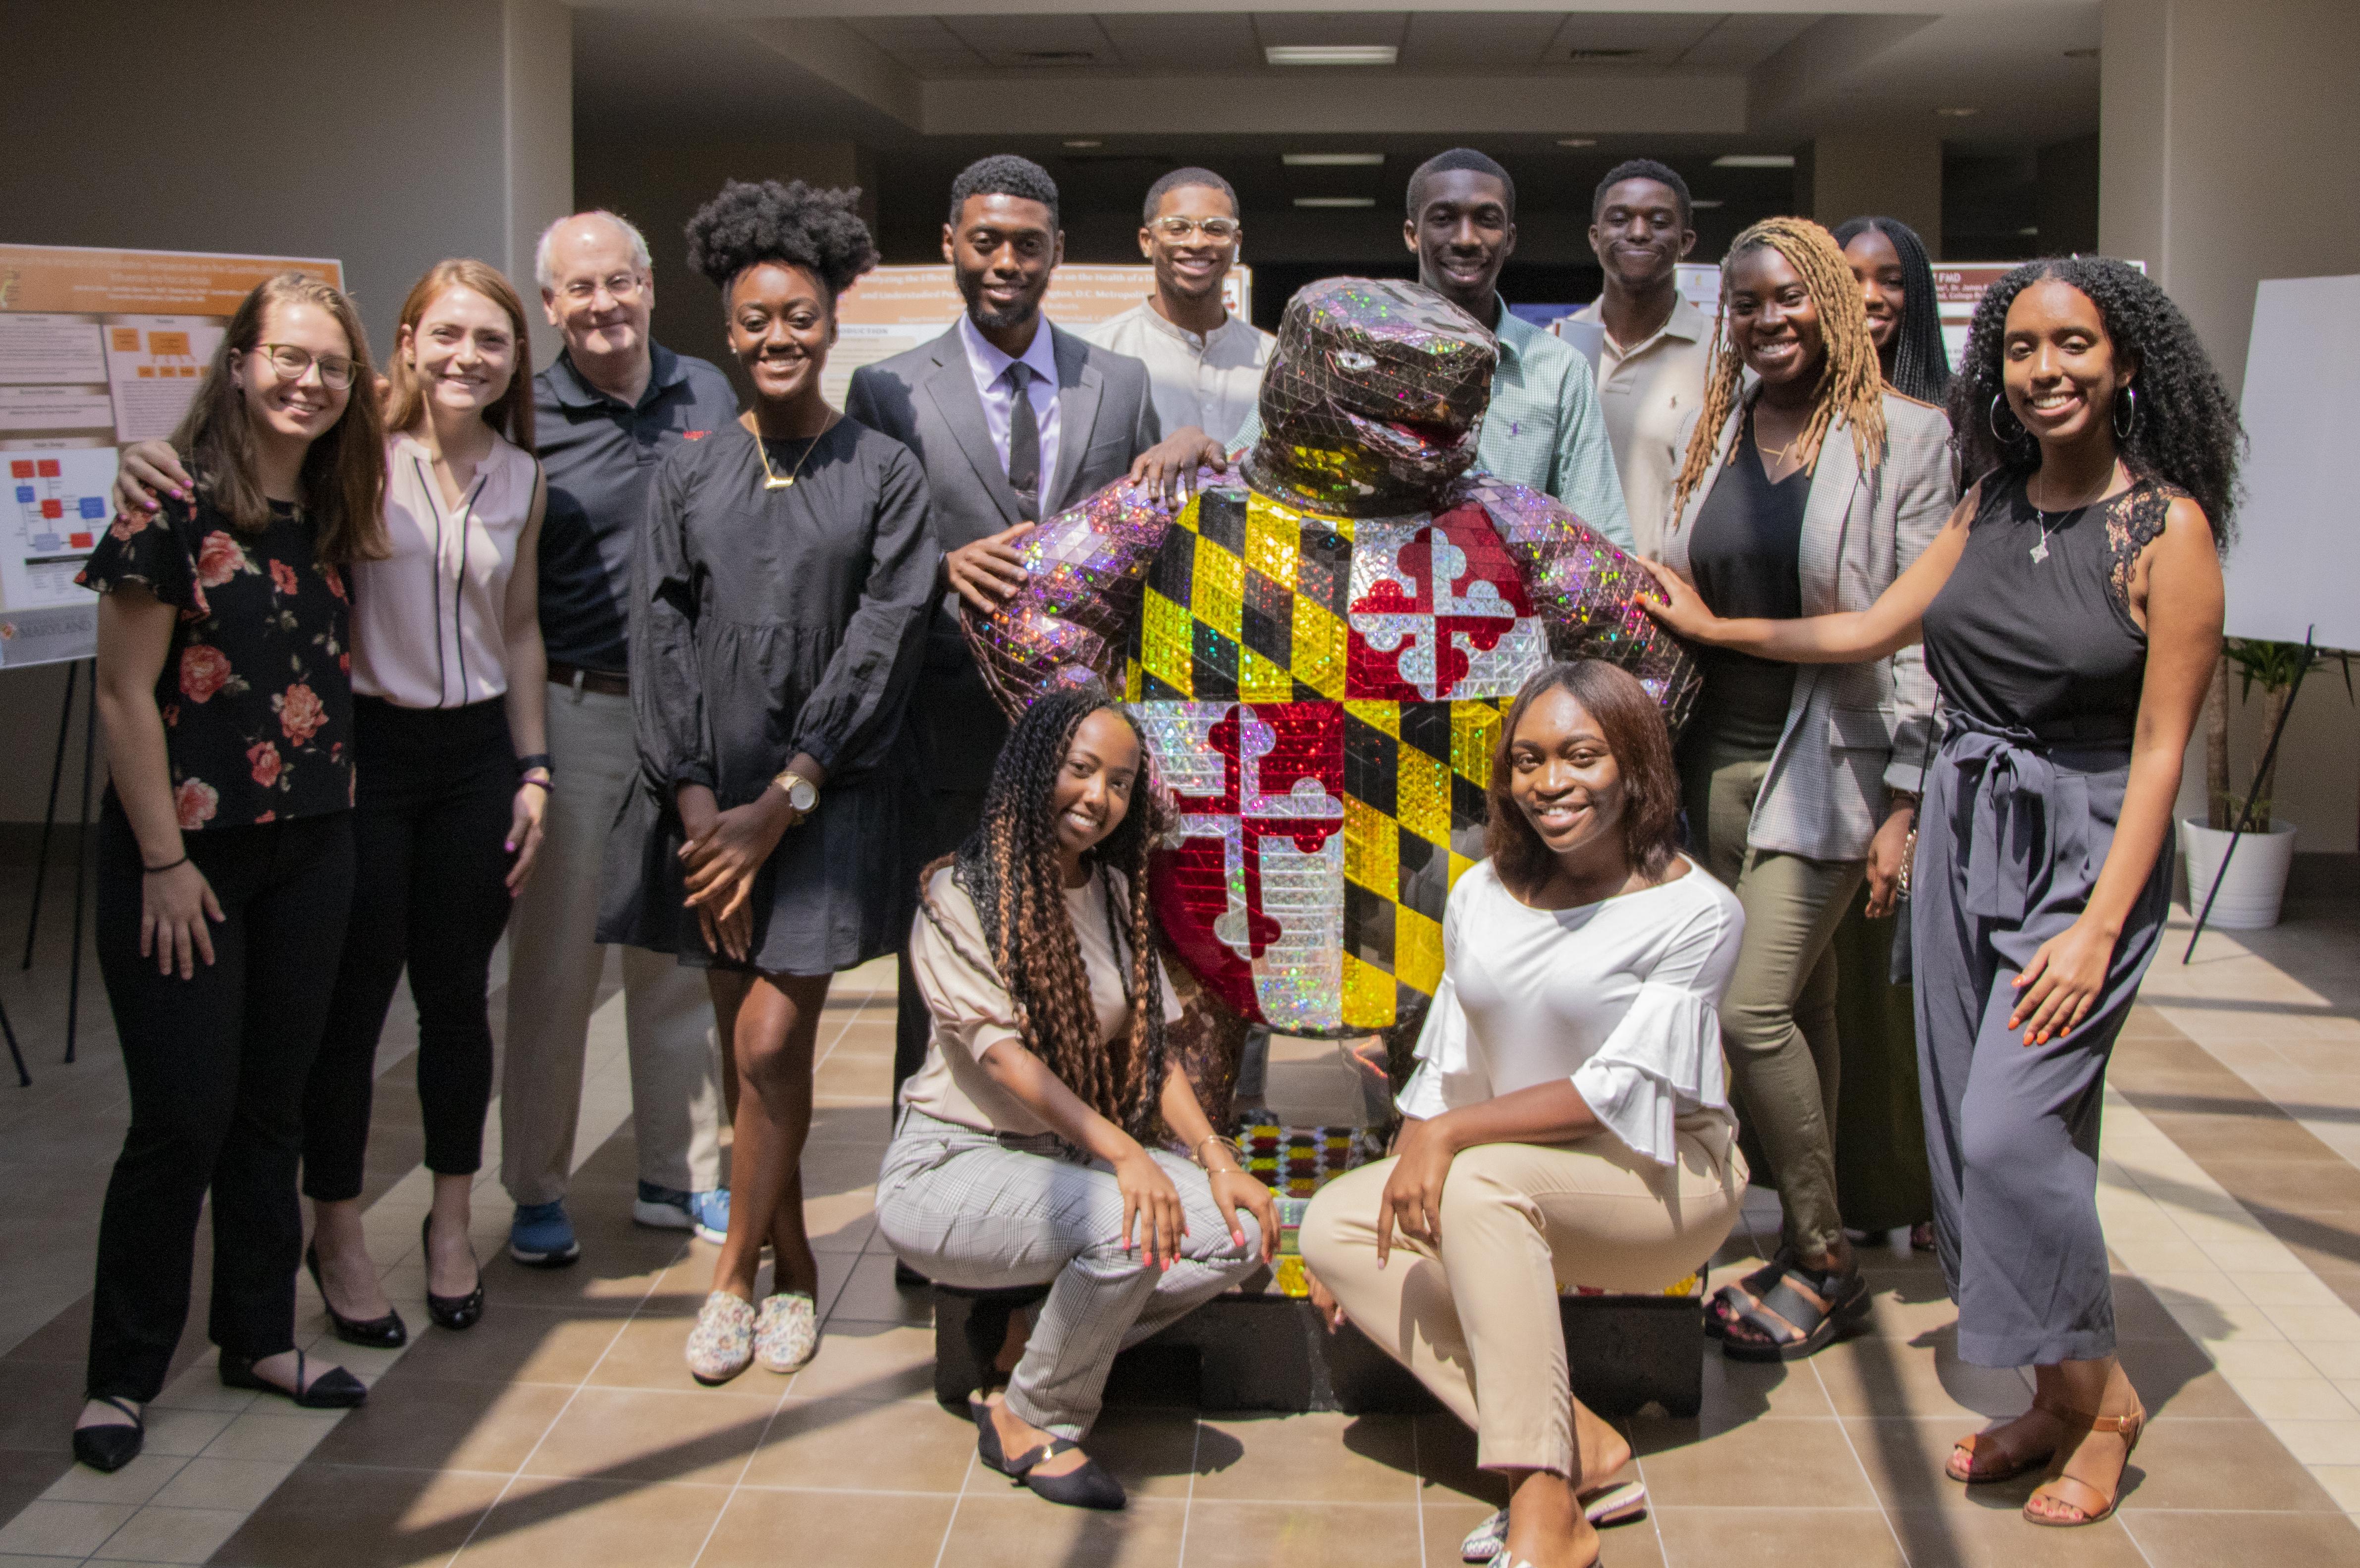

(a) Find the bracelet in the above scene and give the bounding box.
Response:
[520,777,550,792]
[515,753,553,775]
[1193,1133,1243,1170]
[142,854,190,874]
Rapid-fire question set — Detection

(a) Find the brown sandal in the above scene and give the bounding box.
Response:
[2024,1404,2145,1526]
[1947,1403,2066,1483]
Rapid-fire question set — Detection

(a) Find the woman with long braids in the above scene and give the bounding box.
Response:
[1834,216,1953,405]
[1646,256,2236,1526]
[597,180,935,1384]
[1657,216,1953,1360]
[877,686,1276,1512]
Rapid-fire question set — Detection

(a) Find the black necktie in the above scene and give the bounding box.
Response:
[1004,362,1039,521]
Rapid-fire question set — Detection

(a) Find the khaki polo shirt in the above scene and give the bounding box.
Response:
[1568,294,1712,559]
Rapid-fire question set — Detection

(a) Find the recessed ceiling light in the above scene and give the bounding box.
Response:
[1557,137,1598,148]
[1690,199,1725,209]
[1294,196,1377,208]
[1063,139,1102,149]
[2064,47,2099,58]
[1016,49,1096,64]
[1712,154,1795,168]
[1568,48,1643,61]
[1936,106,1979,117]
[2019,226,2041,236]
[1266,45,1398,66]
[1283,153,1384,167]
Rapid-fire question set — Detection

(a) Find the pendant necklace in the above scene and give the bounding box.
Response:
[2027,465,2114,564]
[756,413,837,491]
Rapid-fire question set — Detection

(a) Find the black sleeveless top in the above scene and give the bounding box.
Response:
[1920,472,2183,741]
[1687,406,1811,749]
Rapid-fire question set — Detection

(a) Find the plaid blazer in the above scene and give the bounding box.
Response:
[1663,386,1955,861]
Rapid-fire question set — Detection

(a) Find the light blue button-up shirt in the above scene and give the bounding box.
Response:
[957,312,1062,491]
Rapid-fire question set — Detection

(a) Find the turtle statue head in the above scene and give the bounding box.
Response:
[1242,277,1496,517]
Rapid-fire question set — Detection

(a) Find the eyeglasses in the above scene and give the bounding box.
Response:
[559,271,646,304]
[1150,217,1241,242]
[249,343,357,390]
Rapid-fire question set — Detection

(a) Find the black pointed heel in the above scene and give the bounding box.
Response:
[306,1242,408,1348]
[71,1395,144,1472]
[218,1348,367,1409]
[422,1215,485,1331]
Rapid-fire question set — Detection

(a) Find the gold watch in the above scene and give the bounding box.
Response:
[772,769,818,813]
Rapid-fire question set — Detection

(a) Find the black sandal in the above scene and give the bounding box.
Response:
[1704,1246,1794,1343]
[1719,1262,1870,1362]
[218,1348,368,1408]
[71,1395,144,1472]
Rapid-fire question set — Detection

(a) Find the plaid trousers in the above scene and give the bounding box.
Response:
[877,1107,1262,1438]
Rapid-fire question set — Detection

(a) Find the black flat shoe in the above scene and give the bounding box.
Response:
[422,1215,484,1331]
[306,1242,407,1348]
[71,1395,143,1472]
[1009,1438,1126,1511]
[218,1349,367,1409]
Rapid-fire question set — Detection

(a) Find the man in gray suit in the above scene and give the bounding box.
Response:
[846,155,1166,1102]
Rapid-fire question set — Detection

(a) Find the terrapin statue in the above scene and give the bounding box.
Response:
[964,277,1698,1098]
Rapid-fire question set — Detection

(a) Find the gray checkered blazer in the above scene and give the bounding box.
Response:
[1663,387,1956,862]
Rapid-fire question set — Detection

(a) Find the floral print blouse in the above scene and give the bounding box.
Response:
[77,487,354,829]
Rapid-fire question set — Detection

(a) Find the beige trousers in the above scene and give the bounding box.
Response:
[1299,1122,1744,1476]
[500,685,724,1206]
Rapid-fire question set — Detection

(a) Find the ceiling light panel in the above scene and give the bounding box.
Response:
[1712,154,1797,168]
[1295,196,1377,208]
[1283,153,1384,167]
[1266,45,1399,66]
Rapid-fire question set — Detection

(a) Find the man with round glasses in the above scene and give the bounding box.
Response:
[1085,166,1272,450]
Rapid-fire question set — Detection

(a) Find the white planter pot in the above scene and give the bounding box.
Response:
[2180,819,2298,930]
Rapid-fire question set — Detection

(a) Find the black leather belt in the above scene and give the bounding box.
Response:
[548,660,629,697]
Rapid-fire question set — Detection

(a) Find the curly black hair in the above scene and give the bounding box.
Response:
[947,155,1061,230]
[683,179,878,306]
[1831,216,1951,405]
[1949,256,2243,550]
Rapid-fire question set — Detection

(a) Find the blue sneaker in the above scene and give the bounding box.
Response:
[634,1182,729,1246]
[509,1200,581,1268]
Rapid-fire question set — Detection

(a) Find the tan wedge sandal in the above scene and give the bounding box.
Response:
[2023,1403,2145,1526]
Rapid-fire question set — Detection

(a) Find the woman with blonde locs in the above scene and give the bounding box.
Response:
[73,273,387,1472]
[1647,255,2238,1525]
[1655,216,1954,1361]
[876,685,1276,1512]
[595,179,937,1385]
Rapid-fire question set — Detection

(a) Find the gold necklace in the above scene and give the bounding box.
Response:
[755,413,837,491]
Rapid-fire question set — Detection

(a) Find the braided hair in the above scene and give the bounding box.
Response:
[1831,216,1952,405]
[920,686,1170,1136]
[1949,256,2242,550]
[1669,217,1888,531]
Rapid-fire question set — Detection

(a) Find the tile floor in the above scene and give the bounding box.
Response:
[2,854,2359,1565]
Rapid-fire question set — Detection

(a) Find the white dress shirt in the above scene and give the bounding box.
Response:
[957,313,1061,498]
[1083,302,1273,448]
[1397,856,1744,1166]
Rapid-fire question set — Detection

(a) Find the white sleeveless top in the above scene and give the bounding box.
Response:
[351,430,538,708]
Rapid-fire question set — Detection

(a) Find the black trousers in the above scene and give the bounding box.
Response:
[88,805,356,1402]
[303,697,516,1201]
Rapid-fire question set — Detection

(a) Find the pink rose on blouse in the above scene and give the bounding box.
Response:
[270,559,299,597]
[274,682,326,746]
[248,741,283,788]
[179,645,233,703]
[174,777,218,830]
[253,810,275,823]
[196,532,250,588]
[322,564,347,602]
[109,512,151,542]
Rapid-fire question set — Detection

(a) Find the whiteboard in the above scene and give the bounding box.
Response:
[2227,275,2360,650]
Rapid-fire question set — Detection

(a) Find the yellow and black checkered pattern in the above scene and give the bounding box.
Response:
[1127,487,1509,1033]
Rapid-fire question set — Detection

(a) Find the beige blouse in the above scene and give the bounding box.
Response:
[900,863,1182,1135]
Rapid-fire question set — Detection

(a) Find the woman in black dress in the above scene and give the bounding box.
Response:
[598,180,935,1384]
[1647,257,2236,1528]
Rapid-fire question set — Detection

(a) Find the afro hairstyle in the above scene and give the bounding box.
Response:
[683,179,879,305]
[947,155,1061,230]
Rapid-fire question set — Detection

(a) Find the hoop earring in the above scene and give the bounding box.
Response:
[2114,384,2139,441]
[1988,393,2022,446]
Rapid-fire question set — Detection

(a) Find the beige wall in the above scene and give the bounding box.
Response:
[1807,133,1944,257]
[0,0,573,821]
[2102,0,2360,854]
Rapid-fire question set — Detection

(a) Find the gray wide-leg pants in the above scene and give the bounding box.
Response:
[1912,718,2171,1368]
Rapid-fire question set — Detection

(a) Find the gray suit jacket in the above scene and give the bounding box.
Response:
[846,321,1160,798]
[1664,387,1955,861]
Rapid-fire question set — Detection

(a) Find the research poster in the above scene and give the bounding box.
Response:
[0,243,343,667]
[824,263,1251,410]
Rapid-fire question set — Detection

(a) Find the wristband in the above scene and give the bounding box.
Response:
[143,854,190,874]
[515,753,553,774]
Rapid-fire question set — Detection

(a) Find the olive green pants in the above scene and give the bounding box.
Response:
[1684,739,1865,1260]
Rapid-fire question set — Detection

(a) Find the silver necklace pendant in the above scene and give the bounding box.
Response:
[2030,534,2050,563]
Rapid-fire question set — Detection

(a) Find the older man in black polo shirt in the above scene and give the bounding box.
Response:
[501,211,742,1268]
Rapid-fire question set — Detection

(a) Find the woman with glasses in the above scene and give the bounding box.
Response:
[73,274,387,1471]
[111,260,551,1349]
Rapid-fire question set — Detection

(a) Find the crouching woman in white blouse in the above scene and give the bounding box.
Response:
[1301,660,1748,1568]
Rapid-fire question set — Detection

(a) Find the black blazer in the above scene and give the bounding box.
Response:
[846,320,1160,801]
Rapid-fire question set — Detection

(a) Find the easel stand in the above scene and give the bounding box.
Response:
[15,658,98,1069]
[2184,631,2313,962]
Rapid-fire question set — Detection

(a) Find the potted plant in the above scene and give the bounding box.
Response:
[2185,639,2352,929]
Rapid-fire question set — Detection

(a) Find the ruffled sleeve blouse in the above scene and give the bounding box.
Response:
[1396,857,1745,1165]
